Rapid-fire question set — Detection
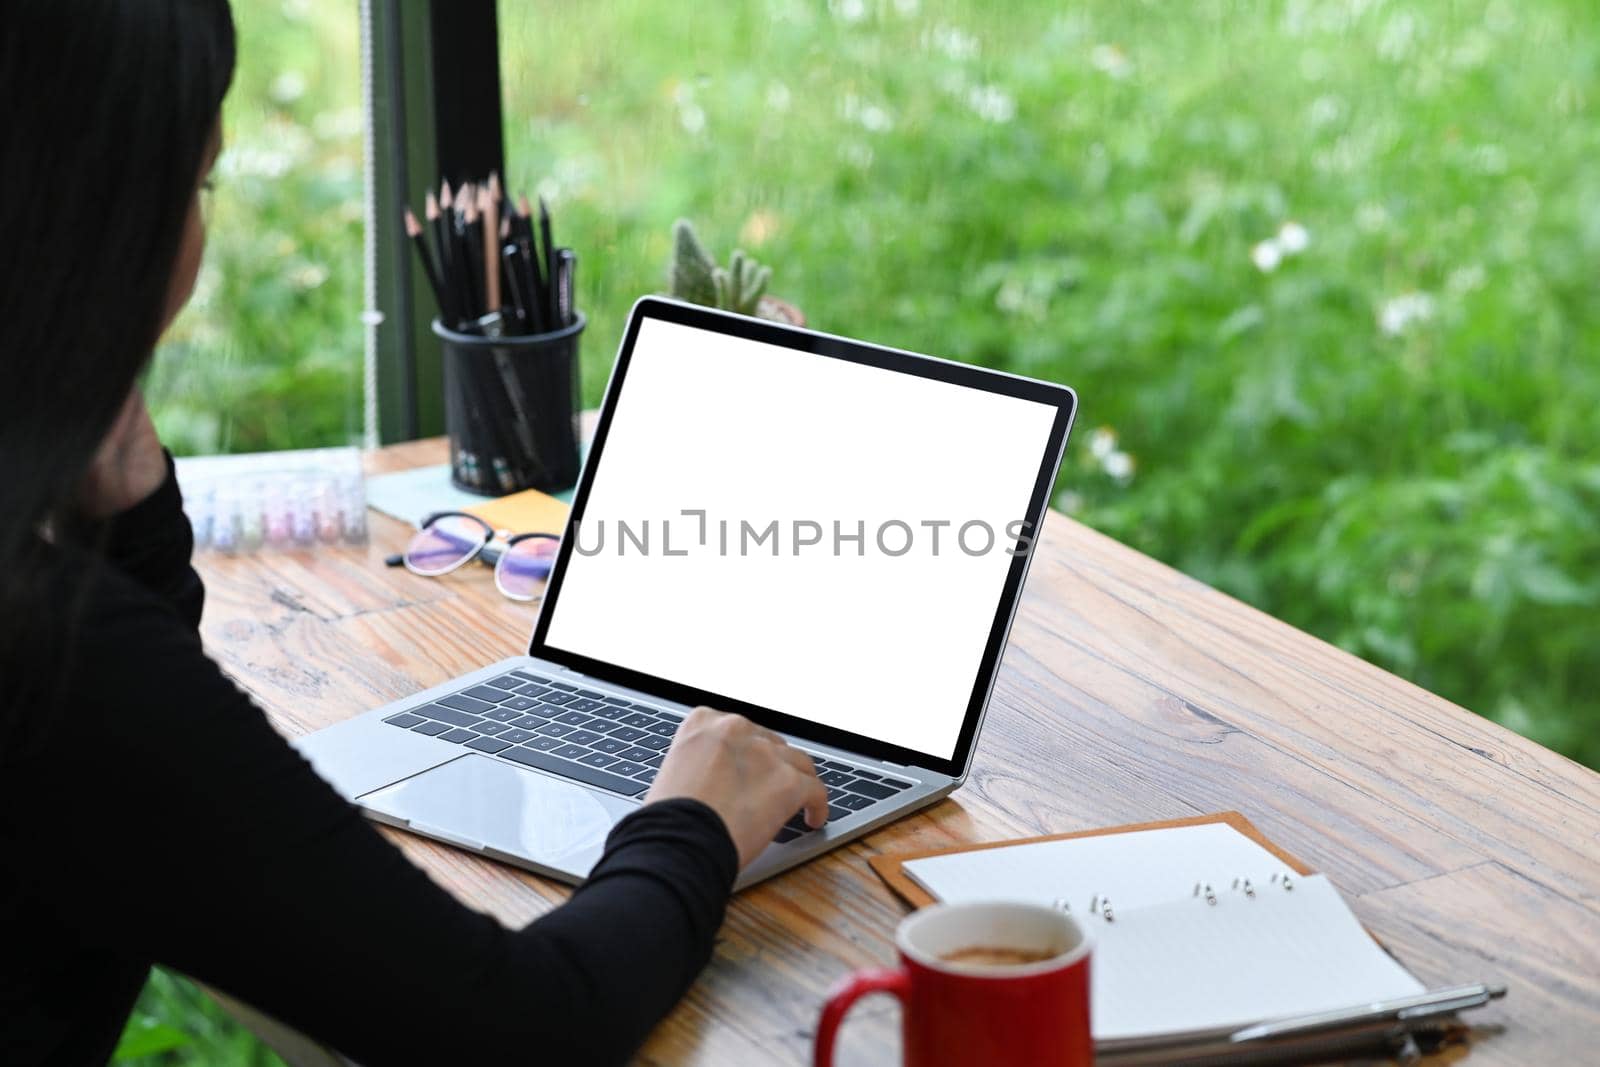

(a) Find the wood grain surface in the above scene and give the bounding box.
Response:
[192,437,1600,1066]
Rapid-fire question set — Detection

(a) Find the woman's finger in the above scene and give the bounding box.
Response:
[750,725,823,780]
[793,766,830,828]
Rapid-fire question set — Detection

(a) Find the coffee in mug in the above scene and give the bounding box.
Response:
[938,945,1057,968]
[814,901,1093,1067]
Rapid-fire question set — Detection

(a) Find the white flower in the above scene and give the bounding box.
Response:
[672,82,707,134]
[1252,222,1308,272]
[1309,94,1344,128]
[859,103,893,132]
[1378,11,1419,61]
[930,25,979,60]
[1103,451,1135,482]
[1091,44,1132,80]
[995,278,1025,314]
[1089,426,1118,460]
[270,71,307,105]
[1378,292,1435,336]
[1251,239,1283,273]
[842,94,893,133]
[829,0,866,22]
[1278,221,1310,254]
[288,262,329,291]
[967,84,1016,123]
[219,141,299,180]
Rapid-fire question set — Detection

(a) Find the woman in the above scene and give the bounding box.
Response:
[0,3,828,1064]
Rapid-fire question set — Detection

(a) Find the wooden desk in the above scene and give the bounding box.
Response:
[194,437,1600,1065]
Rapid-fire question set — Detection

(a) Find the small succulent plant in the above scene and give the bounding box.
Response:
[668,218,772,317]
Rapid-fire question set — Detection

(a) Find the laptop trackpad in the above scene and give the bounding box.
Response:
[358,754,638,879]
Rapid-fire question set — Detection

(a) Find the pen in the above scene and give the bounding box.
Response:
[501,241,530,327]
[1228,983,1506,1043]
[538,195,557,327]
[556,247,575,328]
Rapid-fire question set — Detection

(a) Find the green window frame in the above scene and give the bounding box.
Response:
[362,0,505,443]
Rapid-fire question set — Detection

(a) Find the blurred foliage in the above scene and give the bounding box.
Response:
[493,0,1599,767]
[145,0,364,456]
[137,0,1597,1056]
[113,968,283,1066]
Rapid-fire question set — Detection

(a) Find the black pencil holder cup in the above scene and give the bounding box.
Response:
[433,314,584,496]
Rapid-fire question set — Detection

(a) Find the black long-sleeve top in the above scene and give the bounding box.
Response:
[0,458,739,1066]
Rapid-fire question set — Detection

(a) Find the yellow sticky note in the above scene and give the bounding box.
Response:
[463,488,570,536]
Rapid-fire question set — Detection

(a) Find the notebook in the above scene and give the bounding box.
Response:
[873,813,1426,1044]
[461,486,569,535]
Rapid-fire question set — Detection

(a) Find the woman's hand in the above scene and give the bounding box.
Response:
[79,387,169,519]
[647,707,830,869]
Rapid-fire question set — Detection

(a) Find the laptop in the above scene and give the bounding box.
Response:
[295,297,1076,889]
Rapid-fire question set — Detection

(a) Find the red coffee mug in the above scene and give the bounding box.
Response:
[814,901,1094,1067]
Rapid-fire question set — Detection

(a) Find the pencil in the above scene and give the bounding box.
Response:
[514,194,546,333]
[439,181,473,327]
[404,208,450,321]
[426,191,447,263]
[480,184,501,312]
[423,192,454,320]
[460,191,483,321]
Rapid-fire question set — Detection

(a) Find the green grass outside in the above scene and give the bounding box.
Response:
[129,0,1597,1062]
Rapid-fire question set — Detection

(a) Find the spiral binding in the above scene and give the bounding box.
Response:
[1051,871,1297,923]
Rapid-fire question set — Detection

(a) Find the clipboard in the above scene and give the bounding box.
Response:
[869,810,1314,910]
[867,811,1484,1063]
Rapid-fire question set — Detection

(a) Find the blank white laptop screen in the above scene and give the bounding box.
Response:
[540,317,1059,762]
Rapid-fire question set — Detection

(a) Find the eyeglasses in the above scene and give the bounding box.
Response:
[391,511,560,601]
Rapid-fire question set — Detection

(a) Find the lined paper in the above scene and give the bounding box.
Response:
[900,825,1425,1039]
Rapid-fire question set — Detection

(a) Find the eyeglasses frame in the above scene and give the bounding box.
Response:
[404,510,561,601]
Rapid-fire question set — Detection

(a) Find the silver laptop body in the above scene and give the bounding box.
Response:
[296,297,1076,889]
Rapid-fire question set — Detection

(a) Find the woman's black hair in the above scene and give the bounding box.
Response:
[0,0,235,737]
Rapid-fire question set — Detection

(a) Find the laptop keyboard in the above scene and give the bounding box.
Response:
[383,670,916,842]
